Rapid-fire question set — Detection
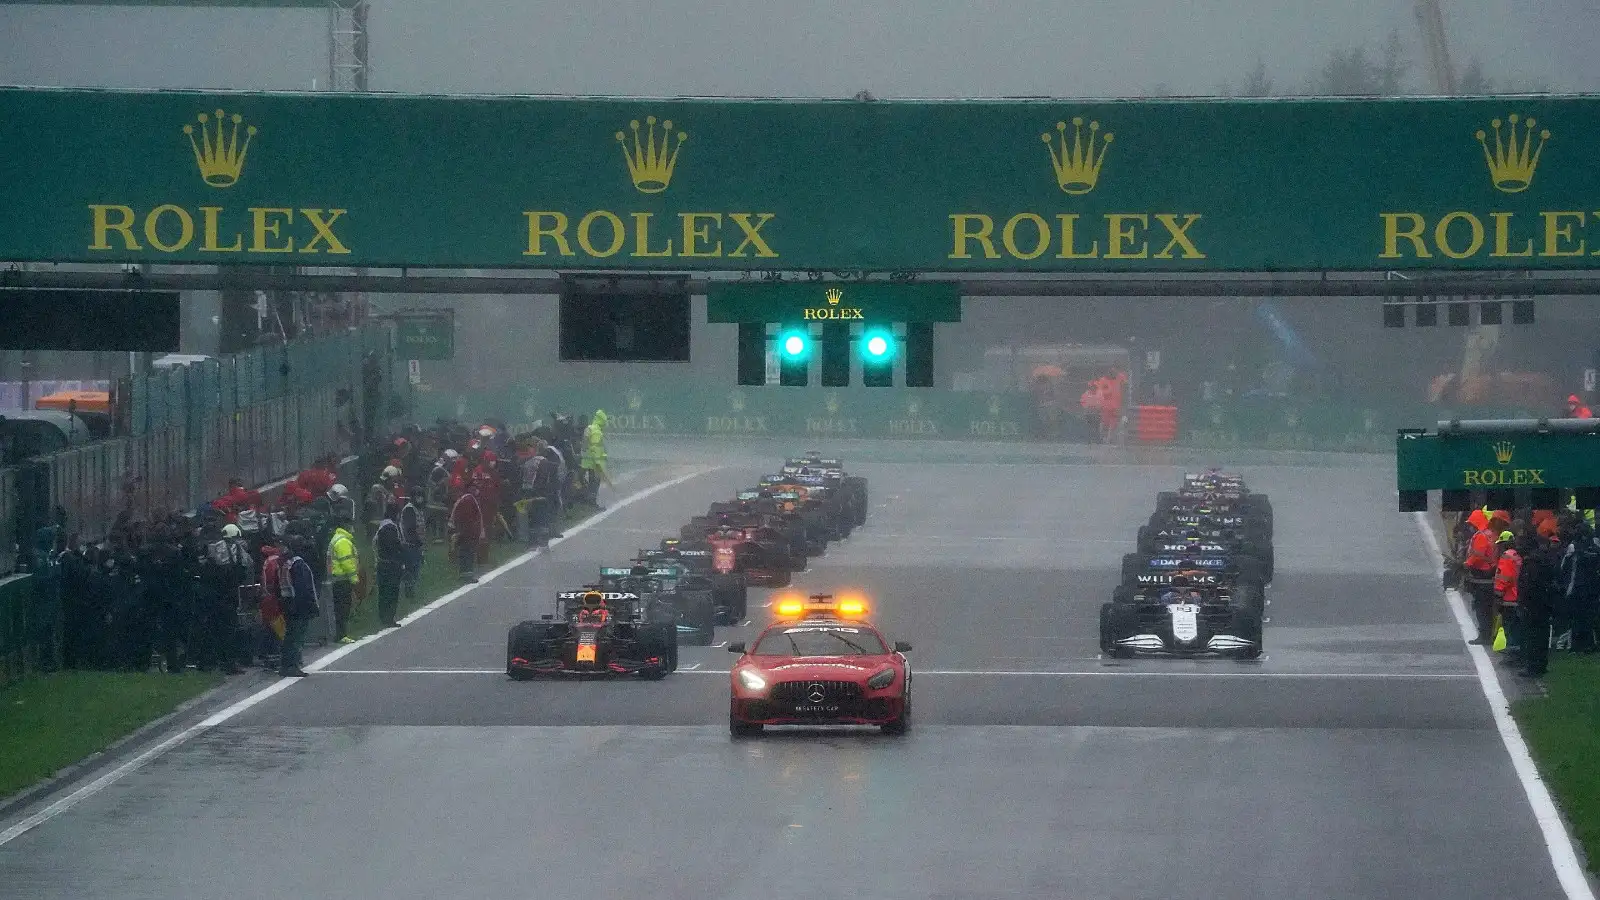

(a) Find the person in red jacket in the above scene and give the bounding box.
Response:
[1494,530,1522,660]
[1568,395,1594,418]
[472,454,501,552]
[450,485,485,583]
[1464,511,1509,645]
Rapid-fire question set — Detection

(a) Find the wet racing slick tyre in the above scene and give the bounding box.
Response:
[1234,555,1266,587]
[1156,491,1179,511]
[1110,585,1134,606]
[1136,525,1158,554]
[638,625,673,680]
[730,715,763,738]
[843,476,869,526]
[506,620,543,681]
[1100,602,1136,659]
[680,591,717,646]
[1232,579,1266,616]
[1229,607,1264,660]
[1120,553,1151,587]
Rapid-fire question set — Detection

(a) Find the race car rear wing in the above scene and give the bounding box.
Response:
[1133,571,1223,586]
[557,590,641,601]
[1144,556,1230,570]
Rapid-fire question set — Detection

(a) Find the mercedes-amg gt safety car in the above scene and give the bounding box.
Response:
[506,588,677,679]
[727,593,911,737]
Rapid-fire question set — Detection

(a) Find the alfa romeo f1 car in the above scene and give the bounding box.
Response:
[1135,524,1274,581]
[507,588,677,679]
[727,593,911,737]
[1100,575,1263,659]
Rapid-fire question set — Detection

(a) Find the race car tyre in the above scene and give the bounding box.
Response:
[1233,579,1266,616]
[1136,525,1157,554]
[730,716,763,738]
[680,592,717,646]
[1156,491,1179,511]
[506,621,543,680]
[1235,555,1266,587]
[843,476,869,523]
[1229,607,1265,660]
[881,693,910,735]
[638,626,671,681]
[1099,602,1136,659]
[1110,585,1134,606]
[1120,553,1151,586]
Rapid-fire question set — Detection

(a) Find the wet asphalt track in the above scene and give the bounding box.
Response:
[0,439,1571,899]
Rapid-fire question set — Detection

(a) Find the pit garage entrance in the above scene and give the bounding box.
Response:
[3,87,1600,442]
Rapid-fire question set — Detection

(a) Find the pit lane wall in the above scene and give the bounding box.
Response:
[413,375,1495,452]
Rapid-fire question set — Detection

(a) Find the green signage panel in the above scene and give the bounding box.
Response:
[1396,431,1600,491]
[6,1,326,6]
[706,282,961,323]
[394,315,453,361]
[3,87,1600,272]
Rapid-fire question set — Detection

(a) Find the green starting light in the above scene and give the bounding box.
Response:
[778,325,811,386]
[782,332,809,357]
[864,332,893,359]
[861,328,895,387]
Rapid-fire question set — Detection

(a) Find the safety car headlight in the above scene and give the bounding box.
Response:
[737,669,768,691]
[866,667,896,690]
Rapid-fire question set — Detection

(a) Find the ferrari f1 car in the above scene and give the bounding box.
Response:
[507,587,677,679]
[1100,574,1263,659]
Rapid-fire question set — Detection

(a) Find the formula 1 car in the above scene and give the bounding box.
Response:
[658,537,748,624]
[506,588,677,679]
[624,556,720,645]
[1100,575,1263,659]
[1121,550,1268,594]
[1154,485,1272,532]
[786,452,869,526]
[1136,524,1274,581]
[727,593,911,736]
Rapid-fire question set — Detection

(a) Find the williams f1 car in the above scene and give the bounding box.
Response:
[1100,576,1263,659]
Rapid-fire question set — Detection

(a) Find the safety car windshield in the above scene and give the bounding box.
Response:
[752,626,888,657]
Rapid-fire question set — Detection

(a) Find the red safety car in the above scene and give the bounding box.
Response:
[726,593,912,737]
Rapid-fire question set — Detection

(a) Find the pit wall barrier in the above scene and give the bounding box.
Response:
[0,574,45,687]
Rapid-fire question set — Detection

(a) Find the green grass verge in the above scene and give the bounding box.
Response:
[341,503,601,642]
[1512,653,1600,871]
[0,670,225,799]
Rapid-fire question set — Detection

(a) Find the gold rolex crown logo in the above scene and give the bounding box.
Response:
[626,389,643,410]
[988,396,1002,417]
[1476,113,1549,194]
[615,116,687,194]
[825,393,840,414]
[1493,441,1515,465]
[826,287,843,306]
[184,109,256,188]
[729,391,746,412]
[1041,116,1113,195]
[907,397,921,416]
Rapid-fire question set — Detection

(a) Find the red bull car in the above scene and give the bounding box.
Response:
[507,588,676,679]
[727,593,912,737]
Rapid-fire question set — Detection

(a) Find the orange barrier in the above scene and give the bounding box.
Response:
[1135,405,1178,443]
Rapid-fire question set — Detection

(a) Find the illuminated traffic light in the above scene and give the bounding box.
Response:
[861,327,895,387]
[778,326,810,386]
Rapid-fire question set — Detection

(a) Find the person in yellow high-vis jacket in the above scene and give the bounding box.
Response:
[328,521,360,643]
[580,410,613,508]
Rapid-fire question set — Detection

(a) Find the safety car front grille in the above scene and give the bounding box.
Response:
[771,680,863,705]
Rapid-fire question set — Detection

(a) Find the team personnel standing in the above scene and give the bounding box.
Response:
[581,409,611,508]
[1516,524,1565,679]
[1567,394,1594,418]
[1559,516,1600,653]
[278,539,320,678]
[327,517,360,643]
[450,485,485,583]
[398,491,425,602]
[1493,531,1522,664]
[372,503,406,630]
[1462,510,1509,646]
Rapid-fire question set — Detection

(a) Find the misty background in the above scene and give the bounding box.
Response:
[3,0,1598,433]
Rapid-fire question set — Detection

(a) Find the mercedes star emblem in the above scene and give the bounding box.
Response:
[807,683,826,703]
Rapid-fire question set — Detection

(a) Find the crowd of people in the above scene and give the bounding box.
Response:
[28,408,612,680]
[1454,504,1600,679]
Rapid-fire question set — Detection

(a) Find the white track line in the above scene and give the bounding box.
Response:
[314,667,1475,679]
[0,465,716,848]
[1412,511,1595,900]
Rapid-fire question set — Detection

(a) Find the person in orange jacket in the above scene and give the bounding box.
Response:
[1494,530,1522,661]
[1464,510,1509,645]
[1568,395,1594,418]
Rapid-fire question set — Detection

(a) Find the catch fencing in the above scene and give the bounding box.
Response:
[5,325,407,567]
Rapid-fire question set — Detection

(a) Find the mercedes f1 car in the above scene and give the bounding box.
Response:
[1100,575,1263,659]
[657,538,748,625]
[507,588,677,679]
